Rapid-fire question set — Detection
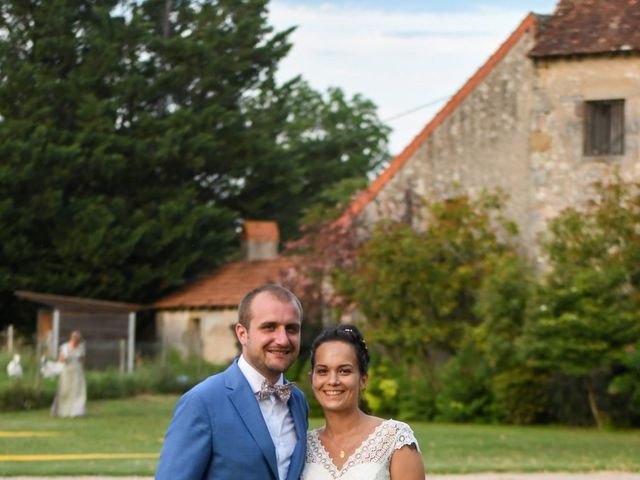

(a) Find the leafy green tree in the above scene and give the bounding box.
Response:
[0,0,391,331]
[231,79,390,239]
[522,180,640,427]
[474,252,534,372]
[338,191,518,365]
[0,0,286,328]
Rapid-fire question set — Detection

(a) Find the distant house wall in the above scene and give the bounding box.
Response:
[156,309,238,364]
[528,55,640,249]
[359,28,537,246]
[357,30,640,262]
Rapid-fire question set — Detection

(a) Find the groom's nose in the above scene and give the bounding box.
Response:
[273,326,290,345]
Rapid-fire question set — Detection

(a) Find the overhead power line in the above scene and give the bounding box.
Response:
[383,95,451,123]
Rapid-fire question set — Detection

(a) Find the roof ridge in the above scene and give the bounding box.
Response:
[335,13,537,227]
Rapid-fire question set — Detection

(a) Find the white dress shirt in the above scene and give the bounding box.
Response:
[238,355,297,480]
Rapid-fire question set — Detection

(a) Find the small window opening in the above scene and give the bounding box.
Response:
[584,99,624,156]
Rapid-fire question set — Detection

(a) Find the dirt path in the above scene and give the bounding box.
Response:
[428,475,640,480]
[5,474,640,480]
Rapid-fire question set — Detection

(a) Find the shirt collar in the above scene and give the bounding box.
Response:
[238,355,285,393]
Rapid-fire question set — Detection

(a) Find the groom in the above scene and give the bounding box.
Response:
[156,284,308,480]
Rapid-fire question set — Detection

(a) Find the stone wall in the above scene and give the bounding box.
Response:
[528,54,640,260]
[156,309,238,364]
[358,30,640,261]
[360,28,537,245]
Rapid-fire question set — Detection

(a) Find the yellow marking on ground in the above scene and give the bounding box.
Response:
[0,431,60,437]
[0,453,159,462]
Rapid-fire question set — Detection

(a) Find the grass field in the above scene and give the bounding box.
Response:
[1,395,639,476]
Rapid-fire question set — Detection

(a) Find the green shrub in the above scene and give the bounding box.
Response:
[396,370,437,421]
[288,358,323,418]
[493,367,553,424]
[608,342,640,426]
[362,360,400,418]
[0,349,226,412]
[435,343,496,423]
[0,379,56,411]
[86,369,140,399]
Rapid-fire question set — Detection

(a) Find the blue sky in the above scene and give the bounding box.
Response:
[269,0,559,154]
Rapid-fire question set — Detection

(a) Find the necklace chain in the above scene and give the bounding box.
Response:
[323,432,350,460]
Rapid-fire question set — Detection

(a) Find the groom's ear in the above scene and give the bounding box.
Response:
[235,323,248,347]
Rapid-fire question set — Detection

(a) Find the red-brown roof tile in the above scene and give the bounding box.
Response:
[335,13,537,227]
[530,0,640,57]
[242,221,280,242]
[153,257,295,309]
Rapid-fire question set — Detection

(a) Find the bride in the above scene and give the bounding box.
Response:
[301,324,425,480]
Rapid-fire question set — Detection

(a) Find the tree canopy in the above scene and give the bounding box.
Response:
[522,180,640,427]
[336,191,518,362]
[0,0,390,329]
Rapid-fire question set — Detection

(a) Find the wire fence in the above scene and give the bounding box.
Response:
[1,324,164,373]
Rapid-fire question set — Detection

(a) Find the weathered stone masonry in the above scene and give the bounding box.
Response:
[348,5,640,262]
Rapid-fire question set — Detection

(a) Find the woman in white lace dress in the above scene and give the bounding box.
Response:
[51,330,87,417]
[302,325,425,480]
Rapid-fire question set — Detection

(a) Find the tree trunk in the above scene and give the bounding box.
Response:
[586,377,602,429]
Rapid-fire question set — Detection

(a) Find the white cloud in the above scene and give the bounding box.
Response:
[269,1,556,154]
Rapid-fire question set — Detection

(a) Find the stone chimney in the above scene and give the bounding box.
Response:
[241,221,279,261]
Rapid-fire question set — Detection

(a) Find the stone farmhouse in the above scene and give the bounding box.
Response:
[153,221,295,364]
[338,0,640,262]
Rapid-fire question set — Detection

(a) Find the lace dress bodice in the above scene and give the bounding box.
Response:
[61,342,85,365]
[301,419,420,480]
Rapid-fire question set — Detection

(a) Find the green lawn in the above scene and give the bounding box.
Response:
[1,395,639,476]
[0,395,172,476]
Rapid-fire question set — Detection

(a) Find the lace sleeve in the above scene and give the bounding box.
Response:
[392,420,420,452]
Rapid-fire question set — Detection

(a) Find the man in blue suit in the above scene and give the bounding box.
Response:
[156,284,308,480]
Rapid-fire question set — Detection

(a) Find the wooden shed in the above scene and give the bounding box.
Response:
[15,290,144,372]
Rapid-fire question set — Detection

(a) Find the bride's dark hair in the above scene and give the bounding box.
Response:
[310,324,370,376]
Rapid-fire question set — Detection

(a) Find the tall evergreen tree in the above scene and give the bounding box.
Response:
[233,79,390,239]
[0,0,390,330]
[0,0,290,328]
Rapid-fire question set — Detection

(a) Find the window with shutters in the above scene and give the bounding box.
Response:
[584,99,625,156]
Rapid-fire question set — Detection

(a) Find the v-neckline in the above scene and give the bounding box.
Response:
[316,419,387,474]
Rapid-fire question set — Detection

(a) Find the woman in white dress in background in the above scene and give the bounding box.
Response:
[302,325,425,480]
[51,330,87,417]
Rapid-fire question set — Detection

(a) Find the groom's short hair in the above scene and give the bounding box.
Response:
[238,284,302,328]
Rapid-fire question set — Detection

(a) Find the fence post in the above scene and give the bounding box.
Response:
[35,340,42,389]
[119,339,126,374]
[127,312,136,374]
[7,324,14,353]
[51,309,60,357]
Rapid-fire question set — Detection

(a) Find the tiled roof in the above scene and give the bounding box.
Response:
[153,257,295,309]
[15,290,144,312]
[242,220,280,242]
[335,14,537,227]
[530,0,640,57]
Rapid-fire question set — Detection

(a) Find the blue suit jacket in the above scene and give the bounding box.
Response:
[156,359,308,480]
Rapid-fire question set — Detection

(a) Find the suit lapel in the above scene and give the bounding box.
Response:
[286,389,307,480]
[226,362,279,479]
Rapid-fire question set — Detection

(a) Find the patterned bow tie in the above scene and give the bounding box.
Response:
[257,380,293,403]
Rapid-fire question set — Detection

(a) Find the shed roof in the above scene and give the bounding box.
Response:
[530,0,640,58]
[15,290,144,313]
[153,257,295,309]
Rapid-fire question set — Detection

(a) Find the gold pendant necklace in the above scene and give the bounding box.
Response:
[339,450,345,459]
